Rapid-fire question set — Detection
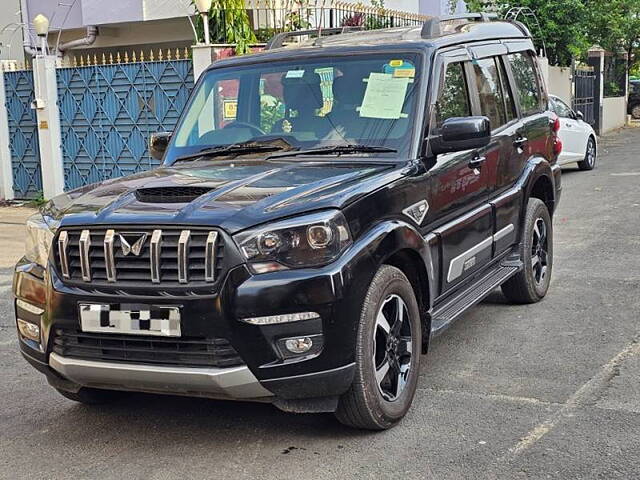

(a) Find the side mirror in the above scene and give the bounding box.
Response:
[575,110,584,121]
[149,132,172,161]
[429,116,491,155]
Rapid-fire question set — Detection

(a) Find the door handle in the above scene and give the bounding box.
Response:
[469,155,486,169]
[513,136,528,148]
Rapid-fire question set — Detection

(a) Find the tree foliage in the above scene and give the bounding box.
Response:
[584,0,640,72]
[466,0,588,66]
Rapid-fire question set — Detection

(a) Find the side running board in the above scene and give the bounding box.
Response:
[431,263,521,336]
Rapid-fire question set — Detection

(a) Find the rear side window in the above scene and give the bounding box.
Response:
[551,97,572,118]
[508,52,543,116]
[435,62,471,127]
[472,57,508,129]
[497,58,517,123]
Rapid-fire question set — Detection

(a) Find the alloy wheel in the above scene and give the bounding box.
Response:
[373,294,413,402]
[531,217,549,286]
[586,140,596,167]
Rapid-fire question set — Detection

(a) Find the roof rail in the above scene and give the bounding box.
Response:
[265,27,363,50]
[420,12,500,39]
[442,12,498,22]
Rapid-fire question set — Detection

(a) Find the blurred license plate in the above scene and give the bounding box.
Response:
[79,303,181,337]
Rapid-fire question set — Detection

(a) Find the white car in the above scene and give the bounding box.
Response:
[549,95,597,170]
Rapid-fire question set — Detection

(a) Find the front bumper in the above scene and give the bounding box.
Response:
[48,352,273,400]
[13,239,375,405]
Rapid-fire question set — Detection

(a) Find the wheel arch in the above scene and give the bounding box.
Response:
[529,173,555,214]
[519,157,557,216]
[362,221,435,354]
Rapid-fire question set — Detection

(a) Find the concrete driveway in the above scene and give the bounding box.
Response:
[0,129,639,479]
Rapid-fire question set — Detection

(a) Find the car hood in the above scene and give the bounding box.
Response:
[46,158,409,234]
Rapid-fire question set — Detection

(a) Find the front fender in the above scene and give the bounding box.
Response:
[358,219,436,309]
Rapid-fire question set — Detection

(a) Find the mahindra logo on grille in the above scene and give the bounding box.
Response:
[119,232,148,256]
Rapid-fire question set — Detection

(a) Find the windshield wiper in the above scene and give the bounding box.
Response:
[174,142,285,162]
[268,144,397,159]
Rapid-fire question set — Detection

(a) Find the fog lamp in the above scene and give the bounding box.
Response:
[284,337,314,354]
[17,318,40,342]
[276,334,324,360]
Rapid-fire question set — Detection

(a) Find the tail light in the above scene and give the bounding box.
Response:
[551,114,560,133]
[553,138,562,154]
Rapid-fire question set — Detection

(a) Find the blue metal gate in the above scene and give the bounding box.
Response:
[3,70,42,198]
[56,57,194,190]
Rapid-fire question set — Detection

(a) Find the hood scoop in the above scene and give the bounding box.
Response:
[134,186,214,204]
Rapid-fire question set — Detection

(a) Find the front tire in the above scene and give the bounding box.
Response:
[335,265,421,430]
[577,137,596,171]
[501,198,553,304]
[631,104,640,120]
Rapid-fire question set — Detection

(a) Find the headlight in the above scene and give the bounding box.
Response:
[234,210,352,273]
[25,213,57,267]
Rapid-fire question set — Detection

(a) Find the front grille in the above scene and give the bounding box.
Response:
[135,186,213,203]
[55,227,224,286]
[52,328,244,368]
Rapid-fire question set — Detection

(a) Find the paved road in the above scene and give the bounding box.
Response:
[1,129,639,479]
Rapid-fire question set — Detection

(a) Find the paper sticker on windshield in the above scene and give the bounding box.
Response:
[223,100,237,120]
[393,68,415,78]
[359,73,409,119]
[286,70,305,79]
[389,59,404,67]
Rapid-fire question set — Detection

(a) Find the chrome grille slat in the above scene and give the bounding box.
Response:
[57,231,70,279]
[79,230,92,282]
[55,228,221,286]
[150,229,162,284]
[205,231,218,282]
[104,229,116,282]
[178,230,191,284]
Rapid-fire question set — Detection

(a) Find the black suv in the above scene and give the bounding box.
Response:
[14,15,561,430]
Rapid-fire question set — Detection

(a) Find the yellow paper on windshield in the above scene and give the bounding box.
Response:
[359,73,409,119]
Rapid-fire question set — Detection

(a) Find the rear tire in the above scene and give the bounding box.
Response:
[335,265,421,430]
[631,104,640,120]
[55,387,124,405]
[577,137,596,171]
[502,198,553,304]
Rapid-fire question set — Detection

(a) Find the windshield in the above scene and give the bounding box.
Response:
[164,52,423,163]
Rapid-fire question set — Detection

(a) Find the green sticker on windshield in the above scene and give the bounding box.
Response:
[359,73,409,119]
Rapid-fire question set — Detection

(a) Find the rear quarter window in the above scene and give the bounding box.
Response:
[508,52,544,116]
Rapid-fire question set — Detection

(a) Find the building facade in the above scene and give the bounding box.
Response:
[0,0,26,65]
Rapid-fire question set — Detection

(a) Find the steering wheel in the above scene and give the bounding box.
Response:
[223,121,265,137]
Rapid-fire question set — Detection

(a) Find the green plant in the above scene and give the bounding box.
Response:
[285,1,312,32]
[27,192,46,208]
[341,0,390,30]
[260,98,285,133]
[193,0,256,54]
[365,0,390,30]
[254,27,278,43]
